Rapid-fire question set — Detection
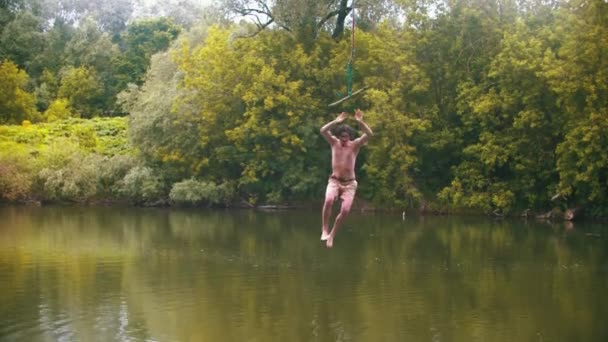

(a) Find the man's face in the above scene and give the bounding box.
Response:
[339,132,350,145]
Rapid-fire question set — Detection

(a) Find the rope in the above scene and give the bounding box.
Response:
[329,0,366,107]
[346,63,353,96]
[347,0,356,96]
[350,0,356,62]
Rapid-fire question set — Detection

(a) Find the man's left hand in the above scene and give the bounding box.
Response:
[354,109,363,121]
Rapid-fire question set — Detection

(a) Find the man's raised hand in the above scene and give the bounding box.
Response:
[354,109,363,122]
[336,112,348,123]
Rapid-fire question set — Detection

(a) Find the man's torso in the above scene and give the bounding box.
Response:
[331,142,359,180]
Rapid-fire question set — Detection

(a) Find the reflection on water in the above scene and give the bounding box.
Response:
[1,205,607,341]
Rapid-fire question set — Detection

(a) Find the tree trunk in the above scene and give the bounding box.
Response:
[331,0,350,39]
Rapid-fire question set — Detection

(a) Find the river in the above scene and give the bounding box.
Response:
[1,205,607,341]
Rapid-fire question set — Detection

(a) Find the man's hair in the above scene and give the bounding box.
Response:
[334,124,356,140]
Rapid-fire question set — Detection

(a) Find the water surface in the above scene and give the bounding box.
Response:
[1,205,607,341]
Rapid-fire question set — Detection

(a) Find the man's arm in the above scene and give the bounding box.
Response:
[320,112,347,144]
[354,109,373,146]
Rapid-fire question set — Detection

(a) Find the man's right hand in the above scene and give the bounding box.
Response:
[336,112,347,123]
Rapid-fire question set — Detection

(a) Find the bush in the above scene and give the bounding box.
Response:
[37,153,101,202]
[170,178,234,206]
[72,125,98,150]
[97,154,137,197]
[44,98,73,122]
[34,143,137,203]
[118,166,165,204]
[0,142,34,201]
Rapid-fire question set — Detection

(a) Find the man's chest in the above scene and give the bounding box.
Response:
[332,144,358,159]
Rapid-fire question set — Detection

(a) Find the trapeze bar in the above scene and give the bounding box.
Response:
[328,87,368,107]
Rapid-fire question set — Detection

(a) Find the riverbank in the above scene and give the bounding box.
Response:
[3,196,603,223]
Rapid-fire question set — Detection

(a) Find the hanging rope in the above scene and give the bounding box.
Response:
[346,0,356,96]
[329,0,367,107]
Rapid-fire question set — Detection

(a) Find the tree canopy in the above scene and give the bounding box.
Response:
[0,0,606,216]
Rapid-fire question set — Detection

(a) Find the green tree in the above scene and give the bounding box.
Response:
[348,25,432,206]
[420,0,511,191]
[440,16,563,213]
[63,17,121,110]
[58,66,103,118]
[35,68,60,111]
[221,0,400,45]
[0,0,22,29]
[79,0,134,37]
[548,0,608,213]
[33,18,74,80]
[172,26,334,202]
[0,60,39,124]
[121,48,194,182]
[0,11,45,72]
[127,25,341,203]
[32,0,133,37]
[113,17,181,89]
[44,98,73,122]
[135,0,218,29]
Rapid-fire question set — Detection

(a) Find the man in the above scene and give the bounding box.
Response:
[320,109,373,248]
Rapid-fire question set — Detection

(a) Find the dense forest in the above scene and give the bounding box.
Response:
[0,0,606,217]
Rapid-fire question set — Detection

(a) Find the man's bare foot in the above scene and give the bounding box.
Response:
[326,236,334,248]
[321,231,330,241]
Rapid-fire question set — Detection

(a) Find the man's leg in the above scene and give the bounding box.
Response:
[321,181,338,240]
[326,181,357,248]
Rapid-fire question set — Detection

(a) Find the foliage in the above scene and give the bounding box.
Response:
[166,26,334,203]
[96,154,137,198]
[57,66,103,118]
[0,0,606,215]
[0,141,34,201]
[220,0,402,42]
[136,0,219,29]
[0,117,130,155]
[37,147,100,202]
[0,60,39,124]
[44,98,73,122]
[169,178,235,206]
[113,17,181,89]
[128,26,322,203]
[118,166,165,204]
[0,11,45,70]
[34,142,137,203]
[352,25,431,206]
[547,0,608,214]
[439,17,562,213]
[0,117,132,202]
[556,112,608,206]
[122,50,191,182]
[35,69,60,111]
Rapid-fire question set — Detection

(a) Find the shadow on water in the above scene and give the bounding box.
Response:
[1,205,608,341]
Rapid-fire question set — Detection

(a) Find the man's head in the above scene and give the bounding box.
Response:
[334,124,355,144]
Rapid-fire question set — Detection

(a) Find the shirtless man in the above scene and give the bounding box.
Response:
[320,109,373,248]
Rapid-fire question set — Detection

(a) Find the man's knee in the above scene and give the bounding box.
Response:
[339,208,351,217]
[324,196,336,207]
[340,202,352,215]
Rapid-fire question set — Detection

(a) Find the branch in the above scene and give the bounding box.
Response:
[256,0,272,15]
[232,18,275,39]
[234,7,271,17]
[230,1,292,36]
[318,7,350,28]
